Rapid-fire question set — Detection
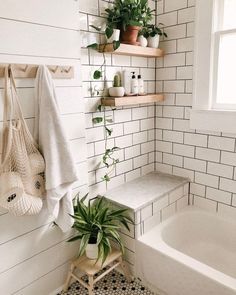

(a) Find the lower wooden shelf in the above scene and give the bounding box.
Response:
[101,94,164,107]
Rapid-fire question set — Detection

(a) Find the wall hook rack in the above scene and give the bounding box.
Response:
[0,63,74,79]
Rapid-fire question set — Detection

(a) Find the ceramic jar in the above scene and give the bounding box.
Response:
[137,35,148,47]
[106,29,120,43]
[147,34,160,48]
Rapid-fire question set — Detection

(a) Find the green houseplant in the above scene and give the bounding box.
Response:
[88,26,121,184]
[68,194,133,263]
[108,0,154,45]
[144,24,168,48]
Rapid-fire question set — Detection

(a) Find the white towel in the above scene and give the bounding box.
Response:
[34,65,78,232]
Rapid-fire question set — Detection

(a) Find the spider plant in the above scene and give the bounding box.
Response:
[68,194,133,264]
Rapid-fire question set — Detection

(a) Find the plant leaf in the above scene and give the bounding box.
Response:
[67,235,83,242]
[113,40,120,50]
[105,27,114,39]
[78,234,90,257]
[87,43,99,50]
[93,70,102,79]
[105,127,112,136]
[90,25,102,31]
[92,117,103,124]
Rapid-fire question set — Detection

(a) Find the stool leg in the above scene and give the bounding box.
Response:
[64,263,76,292]
[88,275,94,295]
[119,257,132,283]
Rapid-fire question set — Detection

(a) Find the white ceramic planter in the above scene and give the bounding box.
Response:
[107,29,120,43]
[86,243,98,260]
[137,35,148,47]
[147,34,160,48]
[109,87,125,97]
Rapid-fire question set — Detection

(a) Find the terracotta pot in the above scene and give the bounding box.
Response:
[121,26,141,45]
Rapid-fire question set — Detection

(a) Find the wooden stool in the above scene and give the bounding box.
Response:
[63,249,131,295]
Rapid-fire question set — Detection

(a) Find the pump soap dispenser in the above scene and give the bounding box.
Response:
[131,72,138,95]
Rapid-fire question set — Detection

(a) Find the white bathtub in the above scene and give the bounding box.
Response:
[136,207,236,295]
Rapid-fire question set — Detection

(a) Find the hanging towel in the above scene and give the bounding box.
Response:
[34,65,78,232]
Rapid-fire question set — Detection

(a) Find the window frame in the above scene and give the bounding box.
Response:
[190,0,236,133]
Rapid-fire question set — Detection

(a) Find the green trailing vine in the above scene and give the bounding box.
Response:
[88,28,121,184]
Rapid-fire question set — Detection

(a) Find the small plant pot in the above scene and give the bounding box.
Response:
[137,35,148,47]
[147,35,160,48]
[106,29,120,43]
[109,87,125,97]
[121,25,141,45]
[86,243,98,260]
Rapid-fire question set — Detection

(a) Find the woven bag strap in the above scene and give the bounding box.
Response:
[8,66,38,148]
[0,67,13,167]
[8,66,26,123]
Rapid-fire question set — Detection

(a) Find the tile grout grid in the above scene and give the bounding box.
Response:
[60,270,155,295]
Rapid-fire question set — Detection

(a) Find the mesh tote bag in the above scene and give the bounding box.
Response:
[0,66,45,216]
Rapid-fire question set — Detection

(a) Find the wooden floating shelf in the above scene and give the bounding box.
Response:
[99,43,164,58]
[101,94,164,107]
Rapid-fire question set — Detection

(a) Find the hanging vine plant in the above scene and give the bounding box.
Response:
[87,27,121,184]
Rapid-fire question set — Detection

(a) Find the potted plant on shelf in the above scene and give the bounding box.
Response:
[145,23,168,48]
[109,74,125,97]
[137,27,149,47]
[103,5,122,43]
[109,0,154,45]
[68,194,133,263]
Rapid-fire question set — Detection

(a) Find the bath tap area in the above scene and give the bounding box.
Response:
[0,0,236,294]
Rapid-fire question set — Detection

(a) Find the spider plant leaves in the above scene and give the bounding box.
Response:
[69,194,134,263]
[67,234,83,242]
[78,234,90,257]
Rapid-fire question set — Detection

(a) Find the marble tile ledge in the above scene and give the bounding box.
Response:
[105,172,189,212]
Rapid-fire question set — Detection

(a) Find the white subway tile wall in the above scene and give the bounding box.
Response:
[81,0,157,195]
[155,0,236,216]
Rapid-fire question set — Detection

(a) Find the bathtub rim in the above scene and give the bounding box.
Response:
[137,207,236,292]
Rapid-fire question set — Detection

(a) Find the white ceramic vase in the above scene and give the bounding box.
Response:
[137,35,148,47]
[86,243,98,260]
[109,87,125,97]
[147,34,160,48]
[107,29,120,43]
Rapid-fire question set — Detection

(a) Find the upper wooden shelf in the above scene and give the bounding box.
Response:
[101,94,164,107]
[99,43,164,58]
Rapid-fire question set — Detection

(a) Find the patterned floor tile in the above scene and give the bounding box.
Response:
[60,270,154,295]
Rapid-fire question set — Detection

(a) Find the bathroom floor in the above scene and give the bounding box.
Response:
[60,270,155,295]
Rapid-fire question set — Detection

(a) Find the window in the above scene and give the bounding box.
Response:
[213,0,236,109]
[190,0,236,133]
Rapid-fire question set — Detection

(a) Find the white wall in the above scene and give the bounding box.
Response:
[0,1,88,294]
[80,0,157,196]
[155,0,236,219]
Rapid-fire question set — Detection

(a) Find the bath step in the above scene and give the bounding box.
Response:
[104,172,189,276]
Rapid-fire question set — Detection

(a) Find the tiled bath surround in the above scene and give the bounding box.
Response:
[105,172,189,274]
[155,0,236,219]
[80,0,158,195]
